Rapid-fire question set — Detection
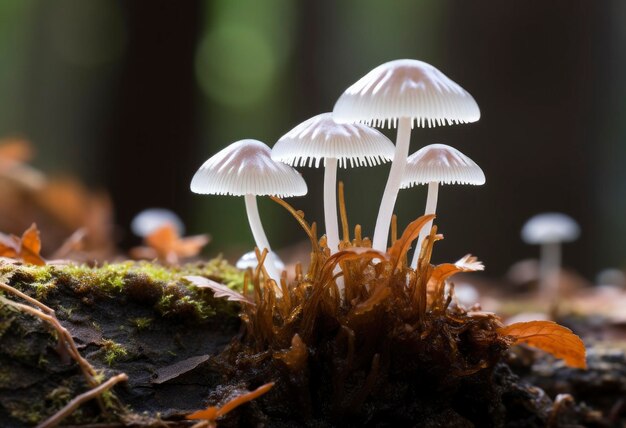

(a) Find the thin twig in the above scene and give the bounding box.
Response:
[0,282,55,314]
[37,373,128,428]
[0,296,98,385]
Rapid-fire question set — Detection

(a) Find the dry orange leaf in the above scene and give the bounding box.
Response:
[498,320,587,369]
[131,223,210,264]
[0,223,45,266]
[186,382,275,421]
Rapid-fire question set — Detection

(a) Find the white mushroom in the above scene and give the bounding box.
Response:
[333,59,480,252]
[272,112,394,253]
[521,212,580,307]
[190,139,307,281]
[401,144,485,268]
[131,208,185,238]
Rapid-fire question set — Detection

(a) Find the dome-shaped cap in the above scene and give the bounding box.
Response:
[131,208,185,237]
[333,59,480,128]
[191,139,307,197]
[272,113,395,168]
[401,144,485,187]
[521,213,580,244]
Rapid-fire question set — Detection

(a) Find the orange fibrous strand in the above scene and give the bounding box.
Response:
[186,382,275,421]
[239,195,586,372]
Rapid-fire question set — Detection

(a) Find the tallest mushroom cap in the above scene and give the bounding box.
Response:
[333,59,480,128]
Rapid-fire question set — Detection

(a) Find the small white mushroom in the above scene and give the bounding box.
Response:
[236,250,285,271]
[190,139,307,281]
[521,212,580,306]
[401,144,485,268]
[272,112,394,253]
[131,208,185,238]
[333,59,480,252]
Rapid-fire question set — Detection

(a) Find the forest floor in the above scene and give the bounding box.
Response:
[0,260,624,428]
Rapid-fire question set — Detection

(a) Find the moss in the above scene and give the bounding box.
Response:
[100,339,128,366]
[0,257,245,322]
[130,317,153,330]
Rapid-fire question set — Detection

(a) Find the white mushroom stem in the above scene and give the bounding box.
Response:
[244,194,282,282]
[372,117,412,252]
[411,181,439,268]
[324,157,340,254]
[539,241,561,305]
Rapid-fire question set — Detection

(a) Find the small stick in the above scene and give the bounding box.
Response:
[37,373,128,428]
[0,282,55,314]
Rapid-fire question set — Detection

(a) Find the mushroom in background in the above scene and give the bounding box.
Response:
[131,208,185,238]
[401,144,485,268]
[521,212,580,313]
[271,112,395,253]
[190,139,307,282]
[333,59,480,251]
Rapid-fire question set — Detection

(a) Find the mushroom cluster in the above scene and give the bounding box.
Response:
[191,59,485,280]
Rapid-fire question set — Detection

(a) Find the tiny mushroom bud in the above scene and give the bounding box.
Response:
[333,59,480,252]
[272,112,395,253]
[131,208,185,238]
[191,139,307,282]
[401,144,485,268]
[521,212,580,310]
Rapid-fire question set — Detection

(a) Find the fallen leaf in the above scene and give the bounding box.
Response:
[184,275,254,306]
[498,320,587,369]
[187,382,275,421]
[152,355,211,384]
[0,223,45,266]
[132,224,209,264]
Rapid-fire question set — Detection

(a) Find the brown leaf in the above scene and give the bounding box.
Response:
[19,223,45,266]
[151,355,211,384]
[184,275,254,306]
[498,320,587,369]
[0,224,45,265]
[141,224,209,264]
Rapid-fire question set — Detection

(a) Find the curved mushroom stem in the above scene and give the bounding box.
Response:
[539,241,561,313]
[411,181,439,269]
[244,194,281,282]
[372,117,412,252]
[324,157,340,254]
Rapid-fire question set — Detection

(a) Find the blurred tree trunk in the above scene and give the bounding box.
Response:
[103,0,201,247]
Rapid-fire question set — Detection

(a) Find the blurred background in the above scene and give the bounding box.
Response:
[0,0,623,281]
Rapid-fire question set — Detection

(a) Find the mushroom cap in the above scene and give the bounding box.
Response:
[400,143,485,187]
[272,113,395,168]
[333,59,480,128]
[131,208,185,237]
[190,139,307,197]
[521,213,580,244]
